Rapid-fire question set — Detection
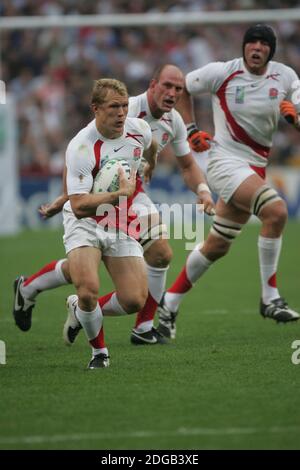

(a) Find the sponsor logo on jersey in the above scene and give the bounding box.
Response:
[235,86,245,104]
[269,88,278,99]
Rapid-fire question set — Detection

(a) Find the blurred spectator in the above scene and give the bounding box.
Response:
[1,0,300,175]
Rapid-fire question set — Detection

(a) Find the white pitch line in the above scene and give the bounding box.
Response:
[1,425,300,445]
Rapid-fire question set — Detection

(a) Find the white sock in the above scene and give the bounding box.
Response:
[165,248,212,312]
[186,249,212,283]
[258,235,281,304]
[102,293,127,316]
[134,264,168,333]
[76,303,103,342]
[135,321,153,333]
[146,263,168,303]
[92,347,108,357]
[21,259,68,300]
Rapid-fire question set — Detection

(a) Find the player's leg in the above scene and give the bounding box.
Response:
[130,212,170,344]
[66,254,148,346]
[158,197,250,338]
[101,231,147,315]
[13,259,71,332]
[206,170,298,322]
[130,194,170,344]
[243,181,299,322]
[63,229,147,348]
[159,160,267,337]
[103,255,148,313]
[67,246,108,369]
[62,210,108,368]
[129,238,171,345]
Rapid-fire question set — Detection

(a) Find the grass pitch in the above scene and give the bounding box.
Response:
[0,222,300,450]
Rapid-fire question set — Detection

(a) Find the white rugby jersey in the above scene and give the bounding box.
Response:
[186,58,300,167]
[128,92,190,157]
[64,116,152,236]
[65,116,152,198]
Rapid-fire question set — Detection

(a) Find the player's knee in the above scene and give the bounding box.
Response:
[262,200,288,228]
[61,260,72,283]
[203,235,231,260]
[144,239,173,267]
[77,284,99,309]
[122,292,147,314]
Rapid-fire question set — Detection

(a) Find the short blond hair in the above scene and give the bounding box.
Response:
[91,78,128,106]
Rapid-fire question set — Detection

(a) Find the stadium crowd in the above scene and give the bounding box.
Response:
[1,0,300,175]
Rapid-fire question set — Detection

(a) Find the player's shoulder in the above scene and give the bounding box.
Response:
[66,120,96,152]
[126,116,151,134]
[128,92,146,117]
[268,60,298,78]
[129,93,142,107]
[188,59,241,83]
[224,57,244,73]
[169,108,185,129]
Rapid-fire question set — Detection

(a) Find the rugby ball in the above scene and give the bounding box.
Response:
[92,159,131,194]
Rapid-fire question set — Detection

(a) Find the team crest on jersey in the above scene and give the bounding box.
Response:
[235,86,245,104]
[133,147,141,159]
[269,88,278,99]
[161,132,169,144]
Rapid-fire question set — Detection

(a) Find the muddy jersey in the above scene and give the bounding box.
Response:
[186,57,300,167]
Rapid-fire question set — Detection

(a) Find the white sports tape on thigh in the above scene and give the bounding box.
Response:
[210,216,243,242]
[251,185,282,217]
[138,223,168,252]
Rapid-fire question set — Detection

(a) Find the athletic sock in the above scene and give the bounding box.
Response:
[258,235,281,304]
[165,248,212,312]
[76,303,103,356]
[90,328,108,357]
[98,292,127,316]
[21,259,69,300]
[135,264,168,332]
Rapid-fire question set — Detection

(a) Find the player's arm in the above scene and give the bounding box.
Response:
[70,167,137,219]
[177,64,226,153]
[142,138,158,184]
[39,166,69,219]
[176,153,215,215]
[176,86,212,153]
[280,100,300,132]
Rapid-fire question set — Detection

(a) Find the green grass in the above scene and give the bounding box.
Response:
[0,222,300,450]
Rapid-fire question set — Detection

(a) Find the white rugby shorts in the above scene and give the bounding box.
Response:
[63,207,143,258]
[206,155,264,203]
